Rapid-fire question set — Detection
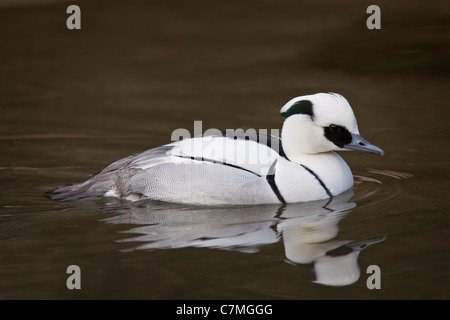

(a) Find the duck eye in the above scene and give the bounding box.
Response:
[329,124,340,133]
[324,124,352,148]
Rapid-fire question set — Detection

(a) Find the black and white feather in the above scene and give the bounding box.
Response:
[51,93,384,205]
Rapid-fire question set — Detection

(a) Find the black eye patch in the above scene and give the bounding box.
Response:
[324,124,352,148]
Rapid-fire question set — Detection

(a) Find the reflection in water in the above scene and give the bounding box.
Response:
[103,190,385,287]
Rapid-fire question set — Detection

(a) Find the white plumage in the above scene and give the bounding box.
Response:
[51,93,384,205]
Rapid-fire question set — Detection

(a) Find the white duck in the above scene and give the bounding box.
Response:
[51,93,384,205]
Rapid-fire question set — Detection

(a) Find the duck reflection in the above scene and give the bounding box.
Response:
[103,190,385,286]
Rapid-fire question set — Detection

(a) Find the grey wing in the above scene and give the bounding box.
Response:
[51,135,283,204]
[50,146,172,201]
[125,135,284,204]
[128,160,280,205]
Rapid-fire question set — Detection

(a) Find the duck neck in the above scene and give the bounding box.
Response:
[281,126,341,168]
[280,115,330,162]
[281,118,349,165]
[280,122,321,163]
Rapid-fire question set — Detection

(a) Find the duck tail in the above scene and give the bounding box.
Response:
[48,178,114,201]
[49,153,140,201]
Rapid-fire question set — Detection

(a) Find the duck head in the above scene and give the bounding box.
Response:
[280,93,384,160]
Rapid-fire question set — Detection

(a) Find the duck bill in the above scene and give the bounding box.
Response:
[344,134,384,155]
[345,236,387,252]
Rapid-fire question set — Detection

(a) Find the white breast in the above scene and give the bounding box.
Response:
[295,152,354,196]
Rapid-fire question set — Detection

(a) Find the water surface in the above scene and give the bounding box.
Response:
[0,0,449,299]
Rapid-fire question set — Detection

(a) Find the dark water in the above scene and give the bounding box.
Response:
[0,0,449,299]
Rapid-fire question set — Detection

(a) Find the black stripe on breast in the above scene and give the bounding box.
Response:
[300,164,333,198]
[278,140,288,159]
[173,155,261,177]
[266,160,286,204]
[266,174,286,204]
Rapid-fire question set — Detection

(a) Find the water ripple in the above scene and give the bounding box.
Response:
[352,168,415,209]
